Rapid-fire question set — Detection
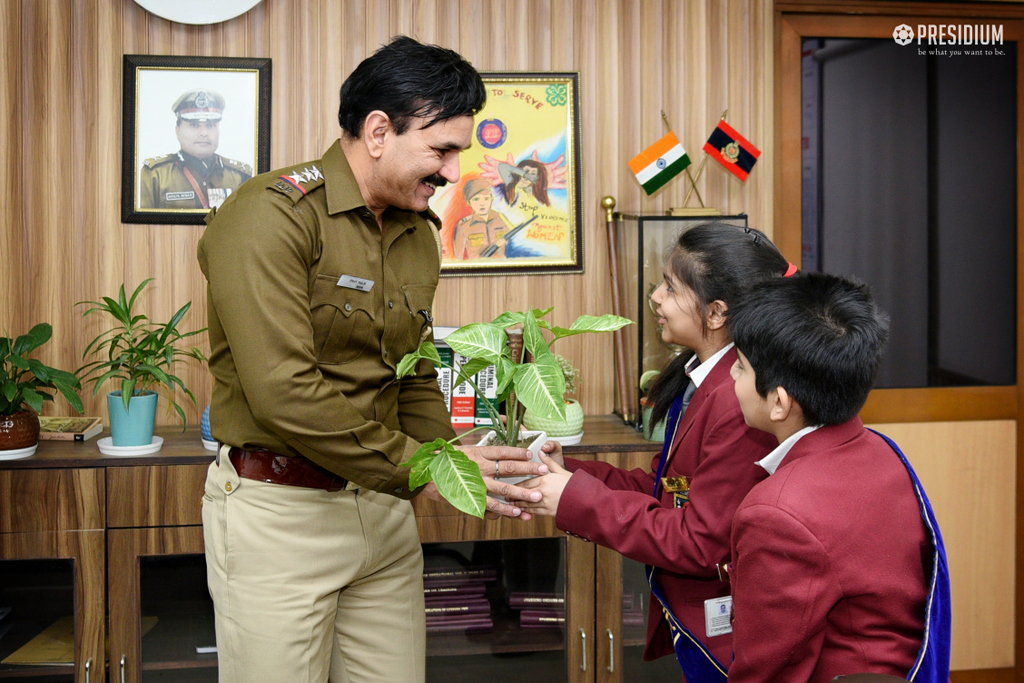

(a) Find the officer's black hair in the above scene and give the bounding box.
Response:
[728,272,890,426]
[338,36,486,137]
[646,224,789,427]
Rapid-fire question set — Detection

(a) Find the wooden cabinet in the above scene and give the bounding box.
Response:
[0,468,106,683]
[0,418,661,683]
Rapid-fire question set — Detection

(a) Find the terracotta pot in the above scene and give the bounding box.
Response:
[0,410,41,450]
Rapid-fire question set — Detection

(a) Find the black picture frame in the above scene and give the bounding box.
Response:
[121,54,271,225]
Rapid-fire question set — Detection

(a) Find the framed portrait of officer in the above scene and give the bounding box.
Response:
[121,54,271,224]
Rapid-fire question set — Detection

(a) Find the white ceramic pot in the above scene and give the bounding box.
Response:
[477,428,547,501]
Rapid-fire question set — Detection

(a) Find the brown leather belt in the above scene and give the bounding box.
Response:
[218,447,348,492]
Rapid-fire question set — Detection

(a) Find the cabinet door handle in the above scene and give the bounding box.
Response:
[579,628,587,671]
[607,628,615,672]
[85,657,92,683]
[120,654,126,683]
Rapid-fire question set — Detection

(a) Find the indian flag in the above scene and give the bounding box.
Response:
[629,132,691,195]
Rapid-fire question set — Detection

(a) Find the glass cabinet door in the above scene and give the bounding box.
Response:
[0,558,76,682]
[424,537,576,681]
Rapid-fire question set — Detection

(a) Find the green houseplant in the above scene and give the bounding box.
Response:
[77,279,207,447]
[396,307,632,517]
[0,324,84,452]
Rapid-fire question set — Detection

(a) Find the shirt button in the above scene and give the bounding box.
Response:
[225,482,232,492]
[344,303,352,312]
[388,300,394,309]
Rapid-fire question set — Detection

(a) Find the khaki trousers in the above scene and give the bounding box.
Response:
[202,449,426,683]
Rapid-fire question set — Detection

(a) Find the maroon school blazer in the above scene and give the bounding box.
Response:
[556,347,775,664]
[728,418,929,683]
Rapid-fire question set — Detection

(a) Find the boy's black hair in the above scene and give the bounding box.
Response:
[646,224,789,427]
[728,272,890,426]
[338,36,486,137]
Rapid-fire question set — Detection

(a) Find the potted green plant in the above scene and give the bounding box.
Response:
[521,354,585,444]
[396,307,632,517]
[77,279,207,449]
[0,323,84,457]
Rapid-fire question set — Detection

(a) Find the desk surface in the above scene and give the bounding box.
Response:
[0,415,660,470]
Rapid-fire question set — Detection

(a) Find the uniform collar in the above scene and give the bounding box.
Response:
[323,139,369,215]
[762,416,865,474]
[322,139,419,231]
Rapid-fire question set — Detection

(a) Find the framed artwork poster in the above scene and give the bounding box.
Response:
[430,72,583,276]
[121,54,271,224]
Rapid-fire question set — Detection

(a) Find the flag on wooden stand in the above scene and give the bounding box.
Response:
[703,120,761,181]
[629,132,691,195]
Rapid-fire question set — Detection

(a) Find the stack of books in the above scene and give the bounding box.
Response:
[622,592,645,629]
[510,591,565,630]
[433,327,500,429]
[423,565,496,634]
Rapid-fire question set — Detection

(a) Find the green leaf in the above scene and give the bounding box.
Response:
[120,379,136,412]
[513,354,566,421]
[22,387,44,413]
[489,311,524,327]
[26,359,49,383]
[9,356,29,371]
[402,440,446,489]
[445,324,507,363]
[2,381,16,402]
[396,342,443,379]
[522,310,552,359]
[12,323,52,356]
[428,444,487,518]
[50,376,84,414]
[549,314,634,342]
[495,357,516,397]
[453,357,492,390]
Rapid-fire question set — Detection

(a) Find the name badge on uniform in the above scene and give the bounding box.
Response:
[704,596,733,637]
[166,191,195,202]
[661,475,690,508]
[337,274,374,292]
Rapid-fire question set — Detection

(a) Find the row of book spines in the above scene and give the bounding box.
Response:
[426,617,494,634]
[434,342,499,426]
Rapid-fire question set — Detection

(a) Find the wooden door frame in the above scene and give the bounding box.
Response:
[775,3,1024,676]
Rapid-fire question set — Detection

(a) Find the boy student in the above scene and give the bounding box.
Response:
[725,272,951,683]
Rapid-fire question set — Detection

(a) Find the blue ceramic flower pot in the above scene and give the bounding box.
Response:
[108,391,158,447]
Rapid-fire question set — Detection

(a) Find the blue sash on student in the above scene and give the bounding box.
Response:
[641,406,951,683]
[870,430,952,683]
[646,394,730,683]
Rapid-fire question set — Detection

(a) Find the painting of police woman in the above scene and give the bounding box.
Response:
[138,89,253,211]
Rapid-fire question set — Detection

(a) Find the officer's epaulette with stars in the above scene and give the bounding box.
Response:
[268,164,326,203]
[222,157,254,176]
[142,153,177,169]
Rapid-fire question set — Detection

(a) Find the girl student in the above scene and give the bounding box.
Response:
[519,224,796,682]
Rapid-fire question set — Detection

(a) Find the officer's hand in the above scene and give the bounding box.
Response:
[462,445,548,520]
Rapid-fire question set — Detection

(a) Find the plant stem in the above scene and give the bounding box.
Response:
[505,326,525,446]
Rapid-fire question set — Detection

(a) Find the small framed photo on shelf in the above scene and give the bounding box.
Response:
[430,72,583,276]
[121,54,272,225]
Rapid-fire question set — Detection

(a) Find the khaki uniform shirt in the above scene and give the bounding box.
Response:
[197,140,455,498]
[140,151,252,210]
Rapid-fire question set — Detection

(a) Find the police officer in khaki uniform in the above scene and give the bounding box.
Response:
[198,37,547,683]
[139,89,252,210]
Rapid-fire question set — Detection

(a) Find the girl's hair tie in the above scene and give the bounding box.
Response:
[784,263,798,278]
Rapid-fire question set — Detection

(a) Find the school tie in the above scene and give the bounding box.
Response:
[680,379,697,416]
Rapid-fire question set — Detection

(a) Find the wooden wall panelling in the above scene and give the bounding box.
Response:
[868,420,1016,670]
[0,529,107,683]
[0,468,104,533]
[106,464,209,528]
[1,1,23,337]
[4,0,775,425]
